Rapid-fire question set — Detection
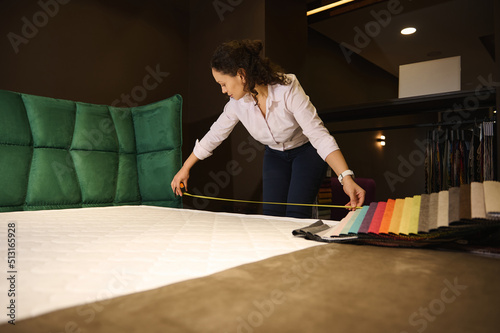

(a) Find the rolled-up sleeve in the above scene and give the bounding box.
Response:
[193,103,240,160]
[285,77,339,160]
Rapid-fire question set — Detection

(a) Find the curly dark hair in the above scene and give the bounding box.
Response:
[210,39,290,96]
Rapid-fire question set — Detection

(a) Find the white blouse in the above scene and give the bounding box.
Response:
[193,74,339,161]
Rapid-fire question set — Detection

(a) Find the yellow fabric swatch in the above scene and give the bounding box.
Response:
[388,198,405,234]
[399,197,413,235]
[409,195,421,234]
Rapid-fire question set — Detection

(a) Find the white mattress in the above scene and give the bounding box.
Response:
[0,205,327,323]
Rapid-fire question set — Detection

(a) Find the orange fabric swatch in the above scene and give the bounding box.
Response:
[378,199,395,234]
[388,198,405,234]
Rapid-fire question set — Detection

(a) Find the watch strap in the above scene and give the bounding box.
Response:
[338,170,355,185]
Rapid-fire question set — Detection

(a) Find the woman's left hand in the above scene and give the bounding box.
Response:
[342,177,365,210]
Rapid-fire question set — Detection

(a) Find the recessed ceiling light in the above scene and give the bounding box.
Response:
[401,27,417,35]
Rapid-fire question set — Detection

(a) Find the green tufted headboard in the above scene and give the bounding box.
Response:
[0,89,182,212]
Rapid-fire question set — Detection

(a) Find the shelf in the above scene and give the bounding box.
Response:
[318,89,497,123]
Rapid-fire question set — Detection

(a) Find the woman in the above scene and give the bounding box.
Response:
[171,39,365,218]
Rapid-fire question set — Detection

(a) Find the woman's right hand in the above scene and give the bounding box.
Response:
[171,152,200,196]
[171,167,190,196]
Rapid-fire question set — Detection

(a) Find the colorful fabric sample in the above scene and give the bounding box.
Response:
[293,181,500,248]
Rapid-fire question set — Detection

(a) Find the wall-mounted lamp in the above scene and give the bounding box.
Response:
[376,135,386,147]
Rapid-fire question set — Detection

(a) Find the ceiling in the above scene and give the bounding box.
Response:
[307,0,496,90]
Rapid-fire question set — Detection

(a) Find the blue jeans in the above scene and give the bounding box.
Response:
[263,142,327,218]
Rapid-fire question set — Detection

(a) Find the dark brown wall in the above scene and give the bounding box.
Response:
[0,0,189,106]
[328,115,435,202]
[226,0,309,214]
[302,28,432,201]
[4,1,487,213]
[496,1,500,179]
[184,0,406,211]
[302,28,398,110]
[265,0,307,77]
[184,0,266,213]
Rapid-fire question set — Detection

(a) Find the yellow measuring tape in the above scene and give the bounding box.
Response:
[180,184,362,210]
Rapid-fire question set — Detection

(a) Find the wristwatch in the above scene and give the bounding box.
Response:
[338,170,355,185]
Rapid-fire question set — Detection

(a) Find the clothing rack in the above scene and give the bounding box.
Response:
[425,121,496,193]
